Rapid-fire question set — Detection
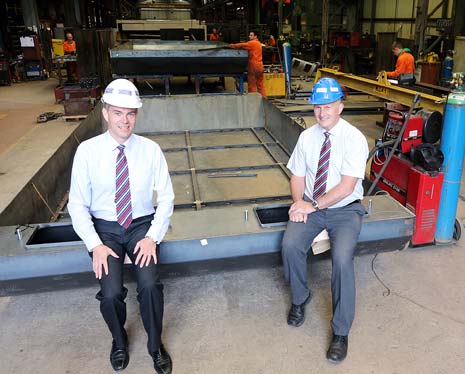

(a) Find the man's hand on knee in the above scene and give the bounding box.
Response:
[289,200,315,223]
[133,237,158,267]
[289,212,308,223]
[92,244,119,279]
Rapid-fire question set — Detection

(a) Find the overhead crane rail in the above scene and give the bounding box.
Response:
[315,68,446,113]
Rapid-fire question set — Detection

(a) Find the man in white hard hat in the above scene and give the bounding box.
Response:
[68,79,175,373]
[282,78,368,363]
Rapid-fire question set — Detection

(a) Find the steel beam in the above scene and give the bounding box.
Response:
[321,0,329,63]
[415,0,429,55]
[315,68,446,113]
[262,127,291,157]
[250,128,292,179]
[170,164,282,176]
[184,130,203,210]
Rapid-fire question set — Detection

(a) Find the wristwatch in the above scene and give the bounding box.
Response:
[311,200,320,211]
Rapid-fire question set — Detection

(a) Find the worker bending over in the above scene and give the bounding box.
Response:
[230,31,267,97]
[281,78,368,364]
[385,40,415,85]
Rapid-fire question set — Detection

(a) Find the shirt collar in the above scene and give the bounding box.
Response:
[104,131,135,152]
[318,118,343,138]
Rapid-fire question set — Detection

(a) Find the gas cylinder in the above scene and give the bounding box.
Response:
[282,42,292,97]
[435,74,465,243]
[441,51,454,84]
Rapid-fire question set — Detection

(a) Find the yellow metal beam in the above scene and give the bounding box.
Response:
[315,68,446,113]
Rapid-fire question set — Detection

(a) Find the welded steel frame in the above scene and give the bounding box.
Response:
[149,127,292,210]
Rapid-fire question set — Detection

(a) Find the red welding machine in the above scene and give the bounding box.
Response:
[370,104,444,246]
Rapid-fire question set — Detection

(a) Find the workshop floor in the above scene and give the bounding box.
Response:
[1,79,465,374]
[0,78,62,155]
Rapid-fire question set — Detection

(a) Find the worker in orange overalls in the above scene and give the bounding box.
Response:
[268,34,277,64]
[385,40,415,84]
[64,32,76,54]
[64,32,79,82]
[209,28,220,41]
[229,31,266,97]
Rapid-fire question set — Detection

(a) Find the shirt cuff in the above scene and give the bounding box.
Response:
[85,233,103,252]
[146,226,166,244]
[144,228,156,244]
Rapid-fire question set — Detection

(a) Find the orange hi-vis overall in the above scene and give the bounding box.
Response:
[230,39,266,97]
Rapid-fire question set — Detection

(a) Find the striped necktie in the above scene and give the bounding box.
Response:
[313,131,331,200]
[115,145,133,229]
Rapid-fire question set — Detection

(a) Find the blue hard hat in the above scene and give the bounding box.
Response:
[309,78,344,104]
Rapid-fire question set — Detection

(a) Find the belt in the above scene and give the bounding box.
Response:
[92,213,154,225]
[345,199,361,207]
[131,214,154,223]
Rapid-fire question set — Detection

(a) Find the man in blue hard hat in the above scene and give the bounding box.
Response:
[281,77,368,363]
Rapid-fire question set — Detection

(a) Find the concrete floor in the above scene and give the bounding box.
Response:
[1,79,465,373]
[1,243,465,374]
[0,79,63,155]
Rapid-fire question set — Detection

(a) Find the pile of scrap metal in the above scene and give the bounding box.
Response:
[36,112,63,123]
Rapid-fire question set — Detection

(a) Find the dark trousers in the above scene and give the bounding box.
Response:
[281,201,365,335]
[91,214,164,354]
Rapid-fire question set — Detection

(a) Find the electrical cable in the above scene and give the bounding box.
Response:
[367,139,396,160]
[371,253,391,296]
[371,253,465,326]
[372,153,385,166]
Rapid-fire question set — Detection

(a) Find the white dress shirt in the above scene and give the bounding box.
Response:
[287,118,368,208]
[68,131,175,251]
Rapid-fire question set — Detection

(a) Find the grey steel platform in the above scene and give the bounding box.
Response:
[0,195,414,285]
[0,94,415,293]
[110,40,248,77]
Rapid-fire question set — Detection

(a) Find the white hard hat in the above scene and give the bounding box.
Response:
[101,79,142,108]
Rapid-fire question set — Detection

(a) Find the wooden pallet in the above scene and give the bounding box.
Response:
[63,115,87,122]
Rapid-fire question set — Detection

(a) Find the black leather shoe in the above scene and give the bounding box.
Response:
[287,292,312,327]
[152,345,172,374]
[326,334,348,363]
[110,341,129,371]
